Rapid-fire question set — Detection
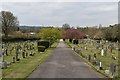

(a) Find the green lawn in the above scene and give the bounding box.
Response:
[2,41,58,79]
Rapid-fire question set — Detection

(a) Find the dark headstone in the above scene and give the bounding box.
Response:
[22,50,25,58]
[110,63,116,76]
[92,61,97,65]
[94,53,96,60]
[29,52,33,56]
[5,48,8,56]
[13,57,15,63]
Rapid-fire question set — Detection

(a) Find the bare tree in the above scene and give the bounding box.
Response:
[0,11,19,37]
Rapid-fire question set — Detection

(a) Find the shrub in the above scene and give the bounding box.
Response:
[38,46,46,52]
[37,40,50,49]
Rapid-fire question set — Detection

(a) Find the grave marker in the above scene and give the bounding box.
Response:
[93,53,96,60]
[13,57,15,63]
[101,49,104,57]
[99,61,102,70]
[110,63,116,77]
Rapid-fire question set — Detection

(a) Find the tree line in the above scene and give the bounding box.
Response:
[0,11,119,42]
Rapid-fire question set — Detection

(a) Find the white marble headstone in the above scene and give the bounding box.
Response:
[101,49,104,56]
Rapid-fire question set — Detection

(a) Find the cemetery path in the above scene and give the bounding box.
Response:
[28,41,104,78]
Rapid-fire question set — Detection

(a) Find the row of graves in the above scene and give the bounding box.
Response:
[0,40,38,69]
[70,39,119,78]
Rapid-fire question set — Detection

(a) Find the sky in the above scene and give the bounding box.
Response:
[0,1,118,27]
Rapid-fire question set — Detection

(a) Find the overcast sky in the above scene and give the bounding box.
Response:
[1,2,118,27]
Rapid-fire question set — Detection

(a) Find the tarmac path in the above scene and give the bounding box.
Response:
[28,40,104,78]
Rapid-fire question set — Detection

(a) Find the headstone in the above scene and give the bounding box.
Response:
[101,49,104,57]
[111,54,117,60]
[29,52,33,56]
[85,47,87,50]
[110,63,116,76]
[16,48,19,61]
[22,50,25,58]
[5,48,8,56]
[1,54,4,62]
[86,54,91,61]
[93,53,96,60]
[26,52,28,56]
[1,62,7,69]
[7,62,12,66]
[79,50,82,56]
[13,57,15,63]
[99,61,102,70]
[72,47,74,50]
[2,48,4,56]
[105,70,110,74]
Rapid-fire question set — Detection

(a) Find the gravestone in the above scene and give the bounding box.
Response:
[93,53,96,59]
[84,47,87,50]
[26,52,28,56]
[79,50,82,56]
[86,54,91,61]
[5,48,8,56]
[104,48,107,56]
[2,48,4,56]
[13,57,15,63]
[16,48,20,61]
[101,49,104,57]
[22,50,25,58]
[7,62,12,66]
[73,47,75,51]
[110,63,116,76]
[29,52,33,56]
[96,60,102,70]
[109,43,113,53]
[111,54,117,60]
[1,62,7,69]
[1,54,4,62]
[92,60,97,66]
[99,61,102,70]
[76,49,80,53]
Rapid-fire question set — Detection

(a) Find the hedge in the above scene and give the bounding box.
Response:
[37,40,50,49]
[38,46,46,52]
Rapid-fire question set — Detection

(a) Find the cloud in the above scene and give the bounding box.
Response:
[1,2,118,27]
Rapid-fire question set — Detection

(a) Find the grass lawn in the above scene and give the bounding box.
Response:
[2,41,58,79]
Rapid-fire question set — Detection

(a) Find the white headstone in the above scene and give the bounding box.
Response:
[100,61,102,67]
[101,49,104,56]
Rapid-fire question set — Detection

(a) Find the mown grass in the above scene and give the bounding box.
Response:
[2,42,58,79]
